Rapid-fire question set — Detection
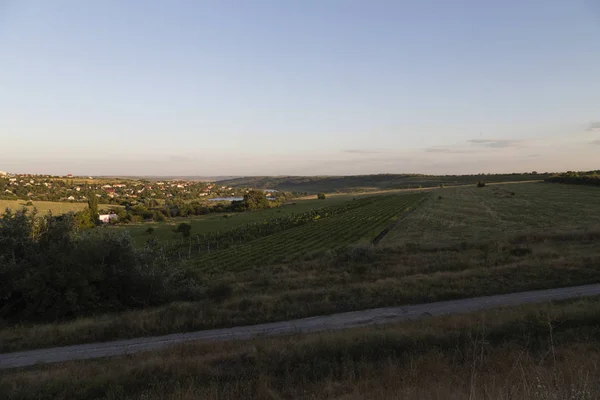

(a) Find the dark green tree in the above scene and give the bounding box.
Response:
[242,190,271,210]
[87,193,99,226]
[175,222,192,237]
[317,193,327,200]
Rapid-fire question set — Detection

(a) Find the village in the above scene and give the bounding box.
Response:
[0,172,246,204]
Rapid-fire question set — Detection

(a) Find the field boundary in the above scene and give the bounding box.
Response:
[371,196,428,245]
[2,283,599,369]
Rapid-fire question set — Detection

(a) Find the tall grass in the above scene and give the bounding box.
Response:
[3,297,600,399]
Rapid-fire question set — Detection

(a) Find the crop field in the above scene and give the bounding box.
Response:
[0,199,88,215]
[115,195,361,245]
[190,193,425,271]
[382,182,600,246]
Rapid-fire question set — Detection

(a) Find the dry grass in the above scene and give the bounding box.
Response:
[3,297,600,399]
[0,199,88,215]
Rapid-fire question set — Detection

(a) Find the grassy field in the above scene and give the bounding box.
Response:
[382,182,600,246]
[3,297,600,399]
[0,199,88,215]
[115,195,359,246]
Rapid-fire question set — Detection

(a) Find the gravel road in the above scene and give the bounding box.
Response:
[2,283,600,369]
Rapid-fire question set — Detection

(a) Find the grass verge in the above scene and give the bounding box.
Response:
[2,297,600,399]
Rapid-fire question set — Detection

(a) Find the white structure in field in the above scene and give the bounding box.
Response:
[99,214,119,223]
[0,171,7,176]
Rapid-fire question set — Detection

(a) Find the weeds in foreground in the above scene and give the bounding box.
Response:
[3,298,600,399]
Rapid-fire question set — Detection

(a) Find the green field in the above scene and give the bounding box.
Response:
[191,193,425,271]
[382,182,600,246]
[0,199,88,215]
[115,195,361,246]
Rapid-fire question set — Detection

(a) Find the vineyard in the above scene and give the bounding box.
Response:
[187,193,426,271]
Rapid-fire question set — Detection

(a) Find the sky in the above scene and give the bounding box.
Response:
[1,0,599,176]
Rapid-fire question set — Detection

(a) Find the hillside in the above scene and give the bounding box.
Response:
[217,172,548,193]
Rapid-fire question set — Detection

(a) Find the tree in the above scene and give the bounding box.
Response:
[242,190,271,210]
[317,193,327,200]
[87,193,99,226]
[175,222,192,237]
[153,210,167,222]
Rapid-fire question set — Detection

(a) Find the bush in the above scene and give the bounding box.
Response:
[175,222,192,237]
[26,201,33,206]
[153,211,167,222]
[146,227,154,234]
[477,181,486,188]
[317,193,327,200]
[0,210,201,322]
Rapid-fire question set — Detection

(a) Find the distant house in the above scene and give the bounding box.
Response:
[98,214,118,224]
[0,171,7,176]
[67,196,75,201]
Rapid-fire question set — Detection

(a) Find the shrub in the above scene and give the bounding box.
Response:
[0,210,201,322]
[477,181,486,188]
[175,222,192,237]
[317,193,327,200]
[26,201,33,206]
[153,211,167,222]
[146,227,154,234]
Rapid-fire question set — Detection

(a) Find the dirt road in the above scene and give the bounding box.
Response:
[2,283,599,370]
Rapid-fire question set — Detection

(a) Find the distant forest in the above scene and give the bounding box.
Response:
[217,173,549,194]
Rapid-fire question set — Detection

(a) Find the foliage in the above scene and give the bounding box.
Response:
[545,172,600,186]
[242,190,272,210]
[0,210,201,322]
[87,194,99,225]
[175,222,192,237]
[477,181,486,187]
[317,192,327,199]
[146,227,155,234]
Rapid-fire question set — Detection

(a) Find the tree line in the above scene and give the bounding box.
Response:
[545,172,600,187]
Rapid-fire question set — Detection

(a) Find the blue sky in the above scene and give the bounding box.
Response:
[1,0,599,176]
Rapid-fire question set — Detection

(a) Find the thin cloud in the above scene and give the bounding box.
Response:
[591,140,600,146]
[468,139,522,148]
[342,149,384,154]
[423,146,473,154]
[587,122,600,132]
[527,154,541,158]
